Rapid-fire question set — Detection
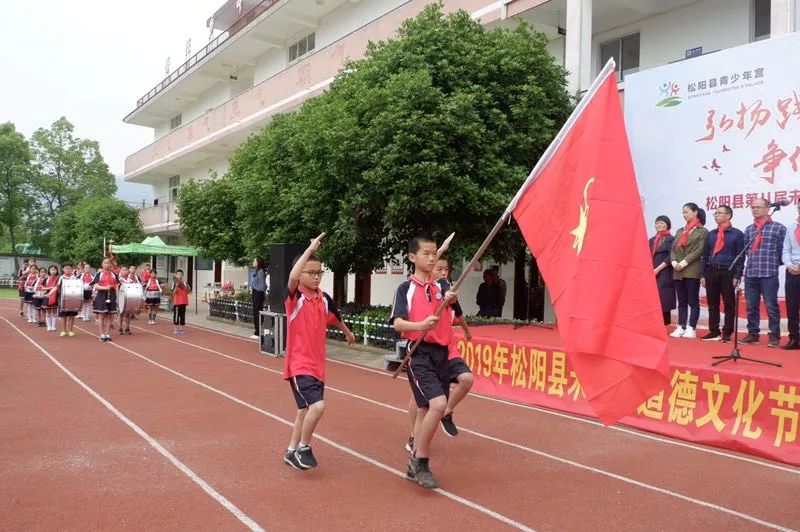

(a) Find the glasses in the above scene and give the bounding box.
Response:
[302,270,325,278]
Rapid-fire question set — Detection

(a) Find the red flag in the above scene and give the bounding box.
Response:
[508,63,669,425]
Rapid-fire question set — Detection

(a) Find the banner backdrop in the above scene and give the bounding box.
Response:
[625,33,800,249]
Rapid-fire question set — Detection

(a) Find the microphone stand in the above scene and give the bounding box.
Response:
[712,204,783,367]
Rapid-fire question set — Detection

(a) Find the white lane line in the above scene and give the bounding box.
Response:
[128,324,797,531]
[75,325,534,532]
[140,316,800,477]
[2,317,265,532]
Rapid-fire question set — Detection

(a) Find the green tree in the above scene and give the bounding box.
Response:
[177,177,247,264]
[50,196,144,267]
[224,3,571,273]
[0,122,33,273]
[28,117,117,248]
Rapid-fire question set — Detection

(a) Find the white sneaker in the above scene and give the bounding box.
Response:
[682,326,696,339]
[249,334,259,339]
[670,326,686,338]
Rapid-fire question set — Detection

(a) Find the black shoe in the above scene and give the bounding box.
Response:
[125,329,132,335]
[295,445,318,469]
[738,334,760,344]
[767,336,780,348]
[701,332,721,342]
[118,328,123,335]
[284,449,308,470]
[782,339,800,350]
[440,413,459,437]
[404,437,414,454]
[106,335,113,342]
[721,334,731,343]
[406,456,438,489]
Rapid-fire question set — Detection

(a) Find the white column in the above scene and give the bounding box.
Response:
[565,0,592,94]
[771,0,793,37]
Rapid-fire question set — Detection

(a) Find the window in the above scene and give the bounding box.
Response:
[288,32,316,63]
[169,176,180,202]
[753,0,771,41]
[170,113,182,130]
[600,33,640,81]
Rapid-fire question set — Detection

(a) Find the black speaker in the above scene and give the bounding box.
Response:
[268,243,306,314]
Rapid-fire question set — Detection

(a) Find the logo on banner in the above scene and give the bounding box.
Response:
[656,81,681,108]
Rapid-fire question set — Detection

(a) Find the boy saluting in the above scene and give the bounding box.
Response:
[283,233,355,470]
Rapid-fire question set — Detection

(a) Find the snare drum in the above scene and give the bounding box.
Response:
[145,290,161,300]
[59,279,84,312]
[119,283,144,315]
[33,290,46,299]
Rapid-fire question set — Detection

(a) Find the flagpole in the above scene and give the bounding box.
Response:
[392,59,619,378]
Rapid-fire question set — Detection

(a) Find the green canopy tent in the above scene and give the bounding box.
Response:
[111,236,201,314]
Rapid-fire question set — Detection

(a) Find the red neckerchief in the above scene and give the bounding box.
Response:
[82,273,93,283]
[677,219,701,248]
[751,216,773,252]
[652,230,670,256]
[795,216,800,245]
[45,275,57,289]
[712,222,731,257]
[25,273,38,286]
[99,271,116,287]
[146,277,160,291]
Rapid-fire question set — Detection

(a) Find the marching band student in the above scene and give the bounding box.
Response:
[118,265,140,335]
[390,236,458,489]
[18,258,35,317]
[81,263,94,321]
[171,269,191,334]
[56,263,79,337]
[144,268,163,325]
[23,264,38,323]
[32,267,47,327]
[41,265,60,332]
[141,264,153,284]
[91,258,120,342]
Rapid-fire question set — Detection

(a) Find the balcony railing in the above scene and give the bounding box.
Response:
[140,202,180,229]
[133,0,280,111]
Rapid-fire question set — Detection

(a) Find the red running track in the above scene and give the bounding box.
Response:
[1,303,799,531]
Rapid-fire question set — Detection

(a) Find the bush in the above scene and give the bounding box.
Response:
[234,290,252,302]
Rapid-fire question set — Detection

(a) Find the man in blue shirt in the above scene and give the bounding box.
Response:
[701,205,744,342]
[740,198,787,348]
[782,200,800,350]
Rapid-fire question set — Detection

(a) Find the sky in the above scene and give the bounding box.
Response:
[0,0,223,204]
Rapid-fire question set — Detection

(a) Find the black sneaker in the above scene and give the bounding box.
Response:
[118,328,123,335]
[440,413,459,437]
[404,437,414,453]
[767,336,780,348]
[284,449,307,470]
[295,445,318,469]
[701,332,721,342]
[721,334,731,343]
[406,456,438,489]
[124,329,132,335]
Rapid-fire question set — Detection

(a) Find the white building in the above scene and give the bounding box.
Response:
[123,0,794,317]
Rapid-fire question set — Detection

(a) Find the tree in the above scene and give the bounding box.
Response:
[223,3,571,274]
[0,122,33,273]
[49,196,144,267]
[28,117,117,248]
[177,177,247,264]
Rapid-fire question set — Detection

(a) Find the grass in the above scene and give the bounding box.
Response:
[0,287,19,300]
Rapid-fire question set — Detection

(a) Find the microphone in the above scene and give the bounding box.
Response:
[769,198,791,208]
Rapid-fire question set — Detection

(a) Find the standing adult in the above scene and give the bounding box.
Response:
[782,200,800,350]
[740,197,786,348]
[476,270,500,317]
[700,205,744,342]
[670,203,707,339]
[490,266,507,318]
[650,215,675,326]
[250,257,268,339]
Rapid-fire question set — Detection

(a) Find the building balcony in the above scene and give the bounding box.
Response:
[140,202,181,236]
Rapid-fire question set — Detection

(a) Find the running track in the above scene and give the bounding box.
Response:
[1,302,798,531]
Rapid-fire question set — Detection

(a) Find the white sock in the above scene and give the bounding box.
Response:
[299,442,308,448]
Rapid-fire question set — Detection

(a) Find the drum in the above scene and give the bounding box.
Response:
[59,279,84,312]
[145,290,161,299]
[24,285,35,294]
[119,283,144,315]
[34,290,46,299]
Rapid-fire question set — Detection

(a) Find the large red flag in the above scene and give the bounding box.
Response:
[508,62,669,425]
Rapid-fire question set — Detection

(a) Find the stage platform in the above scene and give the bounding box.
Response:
[454,324,800,467]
